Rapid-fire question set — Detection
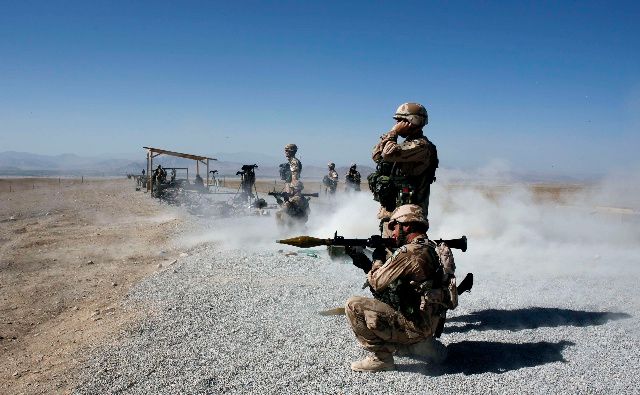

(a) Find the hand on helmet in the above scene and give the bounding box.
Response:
[391,120,414,136]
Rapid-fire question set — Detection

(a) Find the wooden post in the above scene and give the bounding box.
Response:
[81,176,84,183]
[149,152,153,192]
[206,159,209,190]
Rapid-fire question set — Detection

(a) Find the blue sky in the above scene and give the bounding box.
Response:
[1,1,638,176]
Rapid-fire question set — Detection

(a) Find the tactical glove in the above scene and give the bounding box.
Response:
[345,246,373,273]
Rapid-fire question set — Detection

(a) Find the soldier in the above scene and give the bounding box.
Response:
[323,162,339,195]
[344,204,454,372]
[138,169,146,187]
[345,163,361,192]
[280,143,302,189]
[155,165,167,184]
[370,102,438,235]
[275,182,310,227]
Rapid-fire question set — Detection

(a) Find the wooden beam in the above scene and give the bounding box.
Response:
[143,146,216,162]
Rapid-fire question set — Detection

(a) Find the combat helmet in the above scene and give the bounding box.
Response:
[394,103,428,128]
[387,204,429,229]
[328,162,335,169]
[284,143,298,154]
[350,163,357,169]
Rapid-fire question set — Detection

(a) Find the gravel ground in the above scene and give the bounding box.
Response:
[74,194,640,394]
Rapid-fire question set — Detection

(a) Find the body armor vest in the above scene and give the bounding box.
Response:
[368,137,438,212]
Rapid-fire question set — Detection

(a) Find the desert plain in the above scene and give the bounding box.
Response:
[1,176,638,394]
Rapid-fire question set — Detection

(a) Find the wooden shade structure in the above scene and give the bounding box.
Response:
[144,147,217,192]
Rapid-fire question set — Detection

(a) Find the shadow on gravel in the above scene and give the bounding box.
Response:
[444,307,630,333]
[397,340,575,376]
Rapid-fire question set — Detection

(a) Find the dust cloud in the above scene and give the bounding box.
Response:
[178,166,640,277]
[428,167,640,276]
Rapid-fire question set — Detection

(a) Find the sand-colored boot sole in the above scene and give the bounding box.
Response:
[350,360,396,372]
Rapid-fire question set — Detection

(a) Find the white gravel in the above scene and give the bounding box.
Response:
[74,192,640,394]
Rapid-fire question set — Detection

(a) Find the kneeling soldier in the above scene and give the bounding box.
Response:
[345,204,453,372]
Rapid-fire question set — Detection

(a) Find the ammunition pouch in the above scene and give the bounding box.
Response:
[446,275,458,310]
[418,287,445,335]
[369,279,423,322]
[434,241,457,310]
[367,161,416,212]
[413,276,457,335]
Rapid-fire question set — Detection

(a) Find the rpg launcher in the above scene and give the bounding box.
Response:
[267,190,320,205]
[277,232,467,251]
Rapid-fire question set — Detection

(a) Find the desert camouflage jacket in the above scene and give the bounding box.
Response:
[328,169,338,181]
[288,157,302,183]
[371,132,435,176]
[367,235,440,319]
[368,235,439,293]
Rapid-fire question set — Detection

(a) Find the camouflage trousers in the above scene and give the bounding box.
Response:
[345,296,432,354]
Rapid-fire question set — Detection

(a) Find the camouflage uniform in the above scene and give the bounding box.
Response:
[288,156,302,186]
[324,167,339,194]
[345,234,440,352]
[283,143,302,190]
[275,182,310,227]
[372,133,437,222]
[346,204,451,372]
[345,165,361,192]
[370,103,437,236]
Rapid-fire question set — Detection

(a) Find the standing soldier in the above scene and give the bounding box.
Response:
[344,204,454,372]
[323,162,339,195]
[369,102,438,235]
[345,163,361,192]
[280,143,302,189]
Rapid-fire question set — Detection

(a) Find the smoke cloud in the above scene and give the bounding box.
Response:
[177,164,640,277]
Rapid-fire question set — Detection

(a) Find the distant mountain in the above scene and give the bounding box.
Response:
[0,151,599,183]
[0,151,375,180]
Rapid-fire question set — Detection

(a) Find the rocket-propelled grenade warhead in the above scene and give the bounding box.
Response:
[276,236,331,249]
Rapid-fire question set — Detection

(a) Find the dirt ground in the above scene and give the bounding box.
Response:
[0,177,587,394]
[0,178,187,394]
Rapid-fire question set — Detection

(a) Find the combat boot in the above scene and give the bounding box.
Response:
[350,352,395,372]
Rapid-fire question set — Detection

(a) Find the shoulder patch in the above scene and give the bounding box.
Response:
[392,246,408,258]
